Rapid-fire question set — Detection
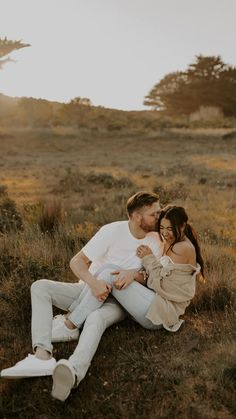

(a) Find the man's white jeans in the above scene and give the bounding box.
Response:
[31,279,126,384]
[68,264,162,331]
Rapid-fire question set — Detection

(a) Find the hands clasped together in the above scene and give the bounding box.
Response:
[93,245,153,302]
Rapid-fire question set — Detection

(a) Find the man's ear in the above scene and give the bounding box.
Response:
[131,210,142,223]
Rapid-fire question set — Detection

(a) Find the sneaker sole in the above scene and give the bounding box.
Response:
[51,363,75,401]
[1,369,55,379]
[51,335,79,343]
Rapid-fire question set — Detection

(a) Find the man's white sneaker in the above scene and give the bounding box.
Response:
[52,322,79,343]
[51,359,76,401]
[0,354,56,379]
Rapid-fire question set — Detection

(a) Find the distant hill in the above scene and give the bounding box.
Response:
[0,93,235,130]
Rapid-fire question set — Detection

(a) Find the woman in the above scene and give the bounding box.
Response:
[134,204,204,330]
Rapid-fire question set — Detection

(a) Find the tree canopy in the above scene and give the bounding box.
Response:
[144,55,236,117]
[0,38,30,69]
[70,97,93,106]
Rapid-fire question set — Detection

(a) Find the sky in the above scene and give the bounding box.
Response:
[0,0,235,110]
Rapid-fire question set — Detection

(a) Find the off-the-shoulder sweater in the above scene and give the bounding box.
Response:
[142,254,201,331]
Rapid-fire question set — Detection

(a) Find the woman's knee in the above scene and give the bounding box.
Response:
[95,264,120,283]
[31,279,51,296]
[96,270,116,286]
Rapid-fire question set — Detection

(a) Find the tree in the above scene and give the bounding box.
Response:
[144,55,236,117]
[0,37,30,69]
[70,97,92,106]
[144,71,187,112]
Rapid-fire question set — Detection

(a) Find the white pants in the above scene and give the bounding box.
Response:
[68,264,162,330]
[31,279,126,384]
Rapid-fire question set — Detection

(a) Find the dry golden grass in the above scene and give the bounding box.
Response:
[0,126,235,418]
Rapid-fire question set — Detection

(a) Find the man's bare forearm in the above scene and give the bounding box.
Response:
[69,254,97,287]
[69,252,111,299]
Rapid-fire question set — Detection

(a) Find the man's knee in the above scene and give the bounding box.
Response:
[31,279,51,296]
[84,310,108,333]
[85,301,126,331]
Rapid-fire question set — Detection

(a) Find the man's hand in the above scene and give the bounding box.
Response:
[91,279,112,302]
[136,245,153,258]
[111,269,137,290]
[70,252,111,301]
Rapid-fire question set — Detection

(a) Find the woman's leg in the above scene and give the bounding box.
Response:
[67,264,161,330]
[68,264,121,328]
[111,282,162,329]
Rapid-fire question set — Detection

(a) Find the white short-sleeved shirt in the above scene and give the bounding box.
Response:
[82,221,163,274]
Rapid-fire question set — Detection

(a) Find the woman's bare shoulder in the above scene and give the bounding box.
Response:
[169,241,196,264]
[173,240,194,253]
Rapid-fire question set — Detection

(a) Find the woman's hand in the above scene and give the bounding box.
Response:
[136,245,153,258]
[111,269,137,290]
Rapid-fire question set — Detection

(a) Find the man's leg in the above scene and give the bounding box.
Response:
[31,279,85,353]
[51,298,126,401]
[0,279,85,379]
[69,298,126,381]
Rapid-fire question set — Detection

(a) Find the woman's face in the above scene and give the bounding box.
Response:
[159,217,175,244]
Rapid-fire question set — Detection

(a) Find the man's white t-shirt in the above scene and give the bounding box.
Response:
[82,221,163,274]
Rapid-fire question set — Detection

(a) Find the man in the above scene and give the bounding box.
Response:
[1,191,162,401]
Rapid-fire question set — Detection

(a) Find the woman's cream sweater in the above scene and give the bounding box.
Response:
[142,254,201,330]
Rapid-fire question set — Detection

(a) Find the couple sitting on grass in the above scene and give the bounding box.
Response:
[1,191,204,402]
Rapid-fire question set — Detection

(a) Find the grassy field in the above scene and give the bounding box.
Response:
[0,126,236,418]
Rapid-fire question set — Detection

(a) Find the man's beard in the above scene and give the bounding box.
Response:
[140,218,155,233]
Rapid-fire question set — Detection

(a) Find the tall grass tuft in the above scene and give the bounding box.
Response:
[0,188,23,233]
[38,200,64,234]
[190,243,236,312]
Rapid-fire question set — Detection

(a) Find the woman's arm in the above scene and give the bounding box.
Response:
[141,254,163,293]
[136,245,163,292]
[134,270,147,285]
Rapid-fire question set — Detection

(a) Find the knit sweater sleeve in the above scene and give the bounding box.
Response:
[141,254,163,293]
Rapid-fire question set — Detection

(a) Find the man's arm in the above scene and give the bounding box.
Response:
[70,251,111,300]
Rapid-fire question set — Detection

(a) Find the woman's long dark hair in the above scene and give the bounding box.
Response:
[156,205,204,277]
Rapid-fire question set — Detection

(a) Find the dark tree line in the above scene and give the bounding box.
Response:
[144,55,236,117]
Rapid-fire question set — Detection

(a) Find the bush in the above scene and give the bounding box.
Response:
[55,171,134,194]
[0,197,23,233]
[153,183,188,205]
[0,184,8,197]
